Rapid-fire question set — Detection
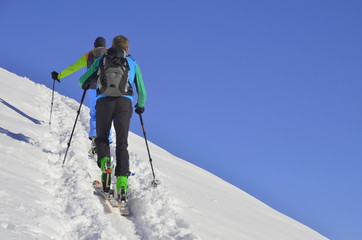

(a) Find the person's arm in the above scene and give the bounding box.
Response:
[58,53,88,79]
[78,57,100,89]
[134,63,146,107]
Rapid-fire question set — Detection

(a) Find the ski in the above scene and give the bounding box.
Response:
[93,180,130,216]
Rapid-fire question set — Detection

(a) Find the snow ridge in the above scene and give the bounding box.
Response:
[0,68,328,240]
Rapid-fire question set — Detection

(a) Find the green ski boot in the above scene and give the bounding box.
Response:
[116,176,128,204]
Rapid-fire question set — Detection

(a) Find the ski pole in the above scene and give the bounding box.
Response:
[62,89,87,167]
[49,79,56,126]
[139,113,160,187]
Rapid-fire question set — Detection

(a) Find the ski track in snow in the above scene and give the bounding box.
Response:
[0,69,198,240]
[40,93,196,239]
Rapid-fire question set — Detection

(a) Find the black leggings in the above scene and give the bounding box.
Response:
[95,97,132,176]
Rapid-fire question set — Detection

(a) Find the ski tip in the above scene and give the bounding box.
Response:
[93,180,102,185]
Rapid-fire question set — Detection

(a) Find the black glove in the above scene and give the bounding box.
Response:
[135,105,145,114]
[51,71,60,82]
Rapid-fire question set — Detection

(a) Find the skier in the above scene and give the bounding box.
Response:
[79,35,146,201]
[51,36,111,154]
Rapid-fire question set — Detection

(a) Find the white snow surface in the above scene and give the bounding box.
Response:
[0,67,328,240]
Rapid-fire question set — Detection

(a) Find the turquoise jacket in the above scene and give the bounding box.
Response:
[79,55,146,108]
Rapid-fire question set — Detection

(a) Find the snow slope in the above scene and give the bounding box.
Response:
[0,68,328,240]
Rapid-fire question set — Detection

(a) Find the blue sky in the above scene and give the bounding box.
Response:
[1,0,361,239]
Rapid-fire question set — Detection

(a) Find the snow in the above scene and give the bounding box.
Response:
[0,67,328,240]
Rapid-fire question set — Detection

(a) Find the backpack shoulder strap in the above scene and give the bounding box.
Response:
[87,49,96,68]
[85,52,89,62]
[99,55,106,76]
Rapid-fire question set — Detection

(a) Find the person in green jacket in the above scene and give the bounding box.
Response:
[79,35,146,200]
[51,37,110,153]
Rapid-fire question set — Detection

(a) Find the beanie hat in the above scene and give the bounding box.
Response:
[94,37,106,48]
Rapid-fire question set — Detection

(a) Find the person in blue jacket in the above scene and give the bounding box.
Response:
[79,35,146,200]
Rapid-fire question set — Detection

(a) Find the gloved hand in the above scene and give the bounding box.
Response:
[135,104,145,114]
[51,71,60,82]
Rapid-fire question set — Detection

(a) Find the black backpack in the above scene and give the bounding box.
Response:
[97,48,132,97]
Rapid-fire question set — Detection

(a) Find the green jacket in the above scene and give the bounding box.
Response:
[58,47,107,80]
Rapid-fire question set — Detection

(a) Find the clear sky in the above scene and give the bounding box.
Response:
[1,0,361,239]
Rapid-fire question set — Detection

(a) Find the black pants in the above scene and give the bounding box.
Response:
[95,97,132,176]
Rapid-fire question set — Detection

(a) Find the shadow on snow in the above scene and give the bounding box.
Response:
[0,97,42,125]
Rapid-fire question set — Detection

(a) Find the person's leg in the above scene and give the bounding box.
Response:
[95,97,114,165]
[89,89,112,143]
[96,97,117,192]
[88,89,97,139]
[113,97,132,193]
